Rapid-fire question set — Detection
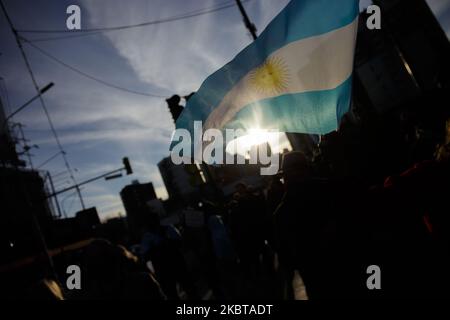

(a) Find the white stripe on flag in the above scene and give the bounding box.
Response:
[205,16,358,131]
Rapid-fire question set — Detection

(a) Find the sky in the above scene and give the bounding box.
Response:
[1,0,449,220]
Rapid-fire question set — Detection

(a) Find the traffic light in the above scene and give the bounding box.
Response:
[166,94,184,123]
[122,157,133,175]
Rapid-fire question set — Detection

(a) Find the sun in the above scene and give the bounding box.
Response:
[237,130,272,150]
[249,56,289,94]
[225,130,293,157]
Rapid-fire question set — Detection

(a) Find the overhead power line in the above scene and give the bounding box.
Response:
[11,1,253,97]
[37,150,65,169]
[21,37,167,98]
[25,31,104,43]
[17,0,247,35]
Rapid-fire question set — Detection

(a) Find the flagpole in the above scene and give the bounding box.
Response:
[235,0,258,40]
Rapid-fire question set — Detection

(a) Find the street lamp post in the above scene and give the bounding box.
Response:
[2,82,54,130]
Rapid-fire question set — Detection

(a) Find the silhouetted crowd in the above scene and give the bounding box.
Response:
[22,119,450,300]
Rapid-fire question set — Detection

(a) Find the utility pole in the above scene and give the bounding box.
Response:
[45,172,63,218]
[74,183,85,209]
[235,0,258,40]
[14,123,35,169]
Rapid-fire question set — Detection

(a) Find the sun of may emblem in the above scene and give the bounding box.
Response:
[249,56,289,94]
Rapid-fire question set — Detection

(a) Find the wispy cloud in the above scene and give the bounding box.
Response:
[81,0,291,94]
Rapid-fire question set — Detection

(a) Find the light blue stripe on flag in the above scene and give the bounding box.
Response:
[225,76,353,134]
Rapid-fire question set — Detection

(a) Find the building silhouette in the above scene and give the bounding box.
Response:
[0,167,53,264]
[355,0,450,113]
[120,180,157,242]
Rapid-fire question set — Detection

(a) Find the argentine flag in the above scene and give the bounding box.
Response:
[174,0,359,140]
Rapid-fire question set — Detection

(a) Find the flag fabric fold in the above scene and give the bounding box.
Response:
[173,0,359,143]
